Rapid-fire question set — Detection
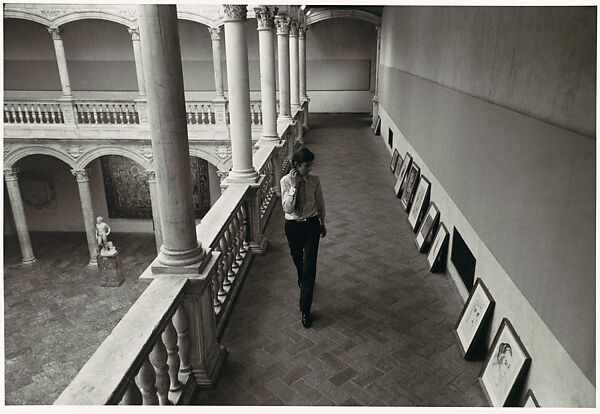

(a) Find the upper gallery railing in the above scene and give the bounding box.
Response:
[4,97,264,127]
[53,104,304,405]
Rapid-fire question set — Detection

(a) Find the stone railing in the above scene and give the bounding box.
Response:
[74,100,139,125]
[225,100,263,126]
[53,105,303,406]
[4,100,65,124]
[186,101,215,125]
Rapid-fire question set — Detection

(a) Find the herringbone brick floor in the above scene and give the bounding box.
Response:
[193,114,488,406]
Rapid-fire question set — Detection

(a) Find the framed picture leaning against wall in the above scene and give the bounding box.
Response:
[455,278,495,358]
[390,149,400,174]
[394,153,412,198]
[400,162,420,211]
[415,202,439,253]
[408,176,431,231]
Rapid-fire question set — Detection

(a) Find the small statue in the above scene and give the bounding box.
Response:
[95,216,111,253]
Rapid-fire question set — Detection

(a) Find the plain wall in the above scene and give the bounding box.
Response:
[379,6,595,406]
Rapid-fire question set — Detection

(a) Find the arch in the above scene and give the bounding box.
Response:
[3,11,53,27]
[189,147,230,172]
[76,146,151,170]
[53,11,135,29]
[5,145,76,169]
[306,9,382,27]
[177,11,217,29]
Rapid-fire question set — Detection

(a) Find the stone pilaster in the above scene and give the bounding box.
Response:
[128,28,147,96]
[289,19,300,111]
[71,169,99,266]
[223,5,259,184]
[299,24,308,102]
[4,168,36,264]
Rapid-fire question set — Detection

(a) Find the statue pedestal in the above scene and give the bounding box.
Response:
[98,249,124,287]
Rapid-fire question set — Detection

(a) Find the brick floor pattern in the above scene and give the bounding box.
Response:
[193,115,488,406]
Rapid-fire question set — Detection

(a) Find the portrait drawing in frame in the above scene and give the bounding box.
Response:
[394,152,412,198]
[427,222,449,272]
[400,162,420,211]
[390,149,400,174]
[455,278,495,359]
[480,318,532,407]
[415,202,439,253]
[408,176,431,231]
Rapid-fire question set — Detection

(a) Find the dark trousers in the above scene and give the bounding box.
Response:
[284,216,321,313]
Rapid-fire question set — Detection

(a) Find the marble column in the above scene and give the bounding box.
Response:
[71,169,99,266]
[4,168,36,264]
[275,15,291,121]
[128,28,147,96]
[208,27,225,99]
[48,27,72,97]
[299,24,308,102]
[145,170,163,255]
[289,19,300,111]
[255,6,279,141]
[139,4,207,269]
[372,25,381,129]
[223,5,259,184]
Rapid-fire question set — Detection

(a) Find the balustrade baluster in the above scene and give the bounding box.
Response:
[10,104,17,123]
[259,105,263,124]
[149,337,171,405]
[125,105,132,124]
[172,306,191,374]
[187,105,192,124]
[162,320,183,392]
[34,104,42,123]
[217,240,229,297]
[210,106,215,124]
[224,227,236,282]
[118,105,124,124]
[97,104,105,124]
[4,104,10,123]
[42,104,49,123]
[50,105,57,123]
[194,105,200,124]
[137,357,159,405]
[16,105,24,123]
[229,220,240,272]
[219,236,232,291]
[236,209,247,255]
[241,205,250,251]
[203,105,209,124]
[92,104,99,124]
[25,104,33,123]
[122,378,143,405]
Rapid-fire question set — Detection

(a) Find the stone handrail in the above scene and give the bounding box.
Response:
[55,277,192,405]
[253,145,278,232]
[186,100,215,125]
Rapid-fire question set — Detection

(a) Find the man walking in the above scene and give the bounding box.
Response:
[281,146,327,328]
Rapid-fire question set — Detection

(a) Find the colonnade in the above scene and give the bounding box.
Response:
[4,4,311,265]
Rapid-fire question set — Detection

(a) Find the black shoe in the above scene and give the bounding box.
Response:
[301,312,312,328]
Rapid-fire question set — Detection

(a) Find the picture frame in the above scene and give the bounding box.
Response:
[390,149,400,174]
[415,202,439,253]
[407,176,431,231]
[400,162,420,211]
[374,116,381,135]
[454,278,495,359]
[394,153,412,198]
[521,389,540,407]
[427,222,449,272]
[479,318,532,407]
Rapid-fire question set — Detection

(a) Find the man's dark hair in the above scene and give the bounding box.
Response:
[292,146,315,165]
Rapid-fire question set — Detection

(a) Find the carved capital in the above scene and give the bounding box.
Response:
[216,170,229,183]
[71,169,90,183]
[208,26,221,41]
[47,27,63,40]
[128,28,140,41]
[275,15,290,35]
[223,5,247,22]
[144,169,157,183]
[4,168,19,182]
[289,19,299,37]
[139,145,154,161]
[254,6,278,31]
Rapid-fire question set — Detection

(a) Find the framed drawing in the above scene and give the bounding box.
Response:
[480,318,532,407]
[400,162,420,211]
[407,176,431,231]
[521,389,540,407]
[427,223,449,272]
[390,149,400,174]
[394,153,412,198]
[374,116,381,135]
[455,278,495,359]
[415,202,439,253]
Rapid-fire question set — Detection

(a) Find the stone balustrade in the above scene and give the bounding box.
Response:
[4,100,65,124]
[52,104,304,406]
[74,100,139,125]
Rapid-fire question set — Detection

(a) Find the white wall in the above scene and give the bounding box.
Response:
[379,6,595,407]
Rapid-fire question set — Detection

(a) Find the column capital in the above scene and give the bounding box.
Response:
[144,169,157,182]
[208,26,221,41]
[71,168,90,182]
[254,6,278,31]
[128,27,141,41]
[216,170,229,184]
[223,5,247,22]
[48,27,63,40]
[275,15,290,35]
[298,24,307,38]
[375,25,382,37]
[289,19,299,37]
[4,168,19,182]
